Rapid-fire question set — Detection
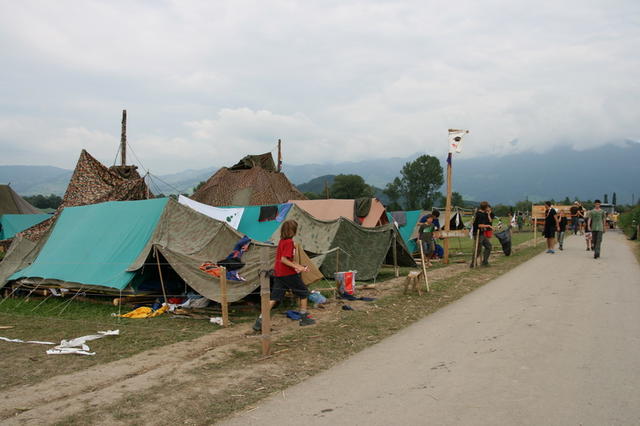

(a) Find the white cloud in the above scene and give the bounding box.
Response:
[0,0,639,172]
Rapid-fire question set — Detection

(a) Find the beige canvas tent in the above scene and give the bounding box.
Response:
[192,153,306,206]
[289,198,389,228]
[0,185,42,215]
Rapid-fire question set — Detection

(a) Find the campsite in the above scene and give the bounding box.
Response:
[0,138,548,423]
[3,3,640,424]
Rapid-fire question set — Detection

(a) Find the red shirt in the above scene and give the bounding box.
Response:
[274,238,296,277]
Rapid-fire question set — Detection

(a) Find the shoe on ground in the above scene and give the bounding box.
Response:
[252,317,262,332]
[549,250,555,254]
[481,262,490,267]
[586,247,590,251]
[559,245,563,250]
[546,249,552,253]
[299,313,316,326]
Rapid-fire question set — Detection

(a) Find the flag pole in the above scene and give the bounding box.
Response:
[443,152,453,264]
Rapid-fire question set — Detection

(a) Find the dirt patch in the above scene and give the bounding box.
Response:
[0,240,544,425]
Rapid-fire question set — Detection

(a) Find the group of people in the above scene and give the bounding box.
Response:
[543,200,607,258]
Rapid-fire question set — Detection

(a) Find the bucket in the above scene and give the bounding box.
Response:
[334,271,357,295]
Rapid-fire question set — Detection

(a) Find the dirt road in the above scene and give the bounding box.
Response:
[223,231,640,426]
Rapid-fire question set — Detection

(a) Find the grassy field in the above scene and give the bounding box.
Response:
[56,238,548,425]
[0,229,538,394]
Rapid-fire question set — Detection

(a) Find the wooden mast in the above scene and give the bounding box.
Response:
[120,110,127,166]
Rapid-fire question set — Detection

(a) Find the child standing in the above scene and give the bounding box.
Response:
[418,213,436,267]
[253,220,315,332]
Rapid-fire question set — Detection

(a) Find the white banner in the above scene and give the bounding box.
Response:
[178,195,244,230]
[448,129,469,153]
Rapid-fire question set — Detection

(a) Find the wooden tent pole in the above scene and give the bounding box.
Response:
[472,229,481,268]
[392,232,399,278]
[418,240,429,294]
[532,204,536,247]
[259,248,271,355]
[120,110,127,166]
[220,266,229,327]
[153,246,168,305]
[277,139,282,172]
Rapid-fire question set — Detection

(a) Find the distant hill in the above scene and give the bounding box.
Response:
[2,142,638,205]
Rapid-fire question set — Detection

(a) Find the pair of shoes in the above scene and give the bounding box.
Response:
[586,247,590,251]
[549,250,555,254]
[299,313,316,326]
[481,262,490,267]
[559,245,563,250]
[252,317,262,332]
[546,249,552,253]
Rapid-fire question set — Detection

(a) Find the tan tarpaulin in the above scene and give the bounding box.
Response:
[288,198,389,228]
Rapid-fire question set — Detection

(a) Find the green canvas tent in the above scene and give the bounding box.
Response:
[0,198,276,303]
[387,210,424,254]
[0,185,42,215]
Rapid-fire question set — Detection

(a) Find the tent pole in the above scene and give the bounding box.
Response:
[153,246,168,305]
[259,249,271,356]
[418,240,429,294]
[220,267,229,327]
[120,110,127,166]
[277,139,282,172]
[392,232,399,278]
[472,229,481,268]
[532,203,536,247]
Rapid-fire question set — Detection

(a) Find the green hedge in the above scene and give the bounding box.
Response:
[619,206,640,236]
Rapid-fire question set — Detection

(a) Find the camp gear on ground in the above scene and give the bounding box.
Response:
[494,228,512,256]
[335,271,356,295]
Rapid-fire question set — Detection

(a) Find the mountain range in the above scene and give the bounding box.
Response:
[1,142,638,205]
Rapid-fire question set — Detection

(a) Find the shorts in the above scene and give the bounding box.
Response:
[543,228,555,239]
[270,273,309,301]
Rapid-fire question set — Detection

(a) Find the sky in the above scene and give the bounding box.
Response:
[1,0,639,174]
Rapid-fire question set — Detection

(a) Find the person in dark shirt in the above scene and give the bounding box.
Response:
[471,201,493,267]
[543,201,560,254]
[557,210,568,250]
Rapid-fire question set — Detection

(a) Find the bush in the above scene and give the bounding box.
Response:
[618,206,640,236]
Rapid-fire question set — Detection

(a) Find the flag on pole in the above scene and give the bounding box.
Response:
[448,129,469,154]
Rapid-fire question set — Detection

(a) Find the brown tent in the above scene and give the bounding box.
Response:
[191,153,306,206]
[19,149,151,241]
[0,185,42,215]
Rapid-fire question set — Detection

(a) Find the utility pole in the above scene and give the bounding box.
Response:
[277,139,282,172]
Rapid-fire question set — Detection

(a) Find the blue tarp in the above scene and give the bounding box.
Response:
[0,214,50,240]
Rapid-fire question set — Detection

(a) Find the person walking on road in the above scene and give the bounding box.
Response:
[544,201,560,253]
[587,199,607,259]
[471,201,494,267]
[570,201,580,234]
[557,210,568,251]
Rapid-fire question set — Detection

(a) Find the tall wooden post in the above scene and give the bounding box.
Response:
[324,180,330,199]
[153,246,168,305]
[259,249,271,356]
[532,204,536,247]
[443,153,453,264]
[220,267,229,327]
[120,110,127,166]
[277,139,282,172]
[392,232,399,278]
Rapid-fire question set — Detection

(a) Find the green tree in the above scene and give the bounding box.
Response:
[303,191,322,200]
[193,181,206,193]
[612,192,617,205]
[383,177,403,210]
[451,191,464,208]
[562,196,571,205]
[330,174,374,199]
[398,155,444,210]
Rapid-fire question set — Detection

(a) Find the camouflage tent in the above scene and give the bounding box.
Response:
[18,150,151,242]
[192,153,306,206]
[0,198,318,302]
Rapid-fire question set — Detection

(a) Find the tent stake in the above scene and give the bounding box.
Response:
[153,246,169,305]
[219,266,229,327]
[259,249,271,355]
